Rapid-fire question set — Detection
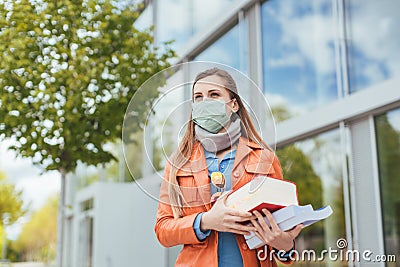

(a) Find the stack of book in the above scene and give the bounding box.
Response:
[226,175,333,250]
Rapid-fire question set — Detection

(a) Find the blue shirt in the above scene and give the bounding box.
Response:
[193,149,243,267]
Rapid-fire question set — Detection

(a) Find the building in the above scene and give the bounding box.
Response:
[64,0,400,266]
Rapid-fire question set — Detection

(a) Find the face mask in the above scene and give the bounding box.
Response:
[192,99,232,134]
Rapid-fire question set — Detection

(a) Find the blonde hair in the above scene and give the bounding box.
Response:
[168,68,270,218]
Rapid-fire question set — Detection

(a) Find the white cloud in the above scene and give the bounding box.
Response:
[192,0,234,31]
[265,92,308,117]
[387,109,400,132]
[268,53,304,68]
[156,0,234,50]
[349,0,400,82]
[272,4,336,75]
[196,44,237,67]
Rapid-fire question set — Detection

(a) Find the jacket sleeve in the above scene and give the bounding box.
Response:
[272,154,283,179]
[154,163,206,247]
[271,154,296,265]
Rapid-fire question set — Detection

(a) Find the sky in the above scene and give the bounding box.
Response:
[0,138,60,240]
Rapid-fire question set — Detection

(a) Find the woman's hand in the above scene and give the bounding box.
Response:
[201,192,256,235]
[251,209,302,252]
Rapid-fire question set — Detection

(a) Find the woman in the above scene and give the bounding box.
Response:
[155,68,302,266]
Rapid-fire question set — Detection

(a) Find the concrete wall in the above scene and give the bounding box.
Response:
[68,174,168,267]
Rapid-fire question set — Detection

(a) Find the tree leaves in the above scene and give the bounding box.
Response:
[0,0,176,173]
[13,195,58,262]
[0,172,26,226]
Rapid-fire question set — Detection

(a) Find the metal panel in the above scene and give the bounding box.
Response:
[276,77,400,146]
[348,118,384,266]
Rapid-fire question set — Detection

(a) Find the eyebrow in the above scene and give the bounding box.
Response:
[193,88,222,95]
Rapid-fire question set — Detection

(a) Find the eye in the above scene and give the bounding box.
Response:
[194,95,203,102]
[210,92,220,97]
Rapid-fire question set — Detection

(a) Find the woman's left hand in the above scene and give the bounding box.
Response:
[251,209,303,252]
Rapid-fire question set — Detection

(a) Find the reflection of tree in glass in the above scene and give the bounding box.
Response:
[276,145,324,251]
[152,117,174,172]
[124,130,144,181]
[375,113,400,257]
[271,104,293,123]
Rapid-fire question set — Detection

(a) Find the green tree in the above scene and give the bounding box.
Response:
[13,195,58,263]
[276,145,323,211]
[0,172,25,227]
[276,144,324,251]
[271,104,293,122]
[375,113,400,256]
[0,0,175,265]
[0,171,25,259]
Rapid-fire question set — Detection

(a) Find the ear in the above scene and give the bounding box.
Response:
[231,98,239,113]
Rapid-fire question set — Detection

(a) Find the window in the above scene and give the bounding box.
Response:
[375,108,400,262]
[134,3,153,31]
[78,217,94,267]
[261,0,337,120]
[156,0,234,51]
[277,129,347,265]
[346,0,400,93]
[81,198,94,212]
[194,22,248,73]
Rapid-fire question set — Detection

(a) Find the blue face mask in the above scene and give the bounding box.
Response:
[192,99,232,134]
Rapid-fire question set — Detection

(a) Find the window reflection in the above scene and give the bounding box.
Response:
[156,0,234,51]
[194,22,248,73]
[134,3,153,31]
[346,0,400,93]
[277,129,346,266]
[375,108,400,265]
[261,0,337,120]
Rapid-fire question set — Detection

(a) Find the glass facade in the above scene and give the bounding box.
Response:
[65,1,400,266]
[194,21,248,73]
[346,0,400,93]
[277,129,346,266]
[155,0,234,51]
[375,108,400,264]
[261,0,338,119]
[134,3,153,31]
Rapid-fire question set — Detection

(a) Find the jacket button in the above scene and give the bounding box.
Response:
[241,243,248,250]
[233,171,240,177]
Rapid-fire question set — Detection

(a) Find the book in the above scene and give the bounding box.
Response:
[244,204,333,249]
[225,175,299,212]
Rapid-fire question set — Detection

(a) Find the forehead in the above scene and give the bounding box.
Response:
[193,75,228,93]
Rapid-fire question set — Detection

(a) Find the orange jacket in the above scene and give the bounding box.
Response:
[155,137,294,267]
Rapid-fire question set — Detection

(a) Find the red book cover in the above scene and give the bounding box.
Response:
[226,176,299,212]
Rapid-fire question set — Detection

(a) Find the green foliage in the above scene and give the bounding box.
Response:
[375,113,400,238]
[0,0,176,173]
[13,195,58,263]
[276,144,323,238]
[0,172,26,226]
[277,145,323,208]
[271,104,293,123]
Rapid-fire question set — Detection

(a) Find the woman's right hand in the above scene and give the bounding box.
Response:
[200,192,256,235]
